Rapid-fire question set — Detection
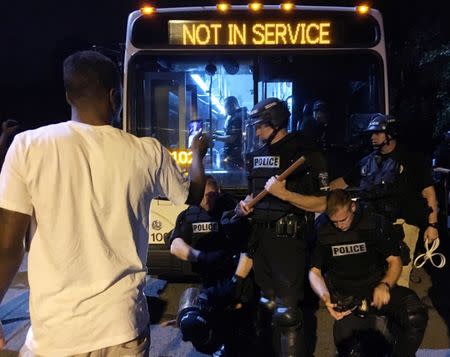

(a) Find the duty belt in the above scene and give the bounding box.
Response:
[253,221,277,229]
[254,213,304,238]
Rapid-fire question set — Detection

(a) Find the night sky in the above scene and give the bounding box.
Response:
[2,0,447,143]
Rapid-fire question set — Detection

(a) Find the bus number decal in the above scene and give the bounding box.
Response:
[150,232,167,244]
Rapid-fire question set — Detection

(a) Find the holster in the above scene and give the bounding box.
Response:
[275,213,304,239]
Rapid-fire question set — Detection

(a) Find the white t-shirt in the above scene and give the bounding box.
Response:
[0,121,189,356]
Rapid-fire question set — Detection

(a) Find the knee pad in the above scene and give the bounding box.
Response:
[273,305,302,328]
[403,294,428,330]
[259,292,277,313]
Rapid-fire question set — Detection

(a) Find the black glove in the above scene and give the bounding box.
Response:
[204,277,234,308]
[197,250,227,267]
[230,274,245,302]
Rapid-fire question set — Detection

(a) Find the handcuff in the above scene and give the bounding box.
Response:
[414,237,446,269]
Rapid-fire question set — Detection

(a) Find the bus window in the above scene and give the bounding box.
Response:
[127,52,384,190]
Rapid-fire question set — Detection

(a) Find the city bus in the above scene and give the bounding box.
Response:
[123,3,389,276]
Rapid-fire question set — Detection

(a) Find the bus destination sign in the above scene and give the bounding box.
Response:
[169,20,332,46]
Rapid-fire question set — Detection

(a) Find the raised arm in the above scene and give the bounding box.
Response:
[186,133,209,205]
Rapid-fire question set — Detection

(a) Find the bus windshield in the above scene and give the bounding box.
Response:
[127,51,384,190]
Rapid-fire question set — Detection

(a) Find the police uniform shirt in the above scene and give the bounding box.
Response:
[344,145,434,227]
[246,131,328,222]
[312,206,400,297]
[170,206,228,252]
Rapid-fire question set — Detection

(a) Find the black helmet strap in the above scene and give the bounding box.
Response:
[265,126,281,145]
[372,131,392,151]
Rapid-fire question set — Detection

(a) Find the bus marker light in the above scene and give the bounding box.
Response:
[356,5,370,15]
[217,3,231,12]
[249,2,263,11]
[141,6,156,15]
[281,3,295,11]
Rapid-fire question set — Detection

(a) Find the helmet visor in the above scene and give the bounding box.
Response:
[244,119,265,154]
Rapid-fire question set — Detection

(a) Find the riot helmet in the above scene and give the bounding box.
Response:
[245,97,290,152]
[312,99,330,127]
[313,100,329,113]
[365,113,398,138]
[365,113,398,150]
[248,97,290,129]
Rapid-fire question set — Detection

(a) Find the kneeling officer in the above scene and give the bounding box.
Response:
[168,175,255,356]
[309,189,428,357]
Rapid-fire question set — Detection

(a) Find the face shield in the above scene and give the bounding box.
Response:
[244,117,267,154]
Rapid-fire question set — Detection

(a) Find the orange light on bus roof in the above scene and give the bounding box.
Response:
[248,2,263,11]
[356,5,370,15]
[217,3,231,12]
[280,3,295,11]
[140,6,156,15]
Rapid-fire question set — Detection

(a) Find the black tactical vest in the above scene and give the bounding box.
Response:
[246,132,320,222]
[358,152,402,220]
[316,209,386,296]
[183,205,227,253]
[359,152,401,190]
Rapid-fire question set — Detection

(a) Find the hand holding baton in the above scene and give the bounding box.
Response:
[241,155,306,213]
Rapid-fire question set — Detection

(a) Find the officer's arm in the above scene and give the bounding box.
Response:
[422,185,439,241]
[213,133,234,143]
[0,208,30,304]
[234,253,253,278]
[329,177,348,190]
[309,267,331,303]
[381,255,402,288]
[264,176,326,212]
[170,237,200,262]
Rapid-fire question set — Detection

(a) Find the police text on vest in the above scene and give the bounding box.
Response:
[253,156,281,168]
[192,222,219,233]
[332,243,367,257]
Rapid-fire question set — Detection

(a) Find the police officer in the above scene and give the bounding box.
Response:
[213,96,247,170]
[309,189,428,357]
[236,97,328,356]
[299,100,330,149]
[169,175,255,356]
[330,114,439,287]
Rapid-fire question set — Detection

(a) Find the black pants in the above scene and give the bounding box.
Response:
[252,225,306,305]
[334,286,428,357]
[252,225,308,356]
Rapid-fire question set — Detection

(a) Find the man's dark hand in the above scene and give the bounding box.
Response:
[1,119,19,139]
[197,250,226,266]
[190,132,209,159]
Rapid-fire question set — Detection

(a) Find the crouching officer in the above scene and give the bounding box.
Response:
[309,189,428,357]
[236,97,328,357]
[330,114,439,287]
[168,175,255,356]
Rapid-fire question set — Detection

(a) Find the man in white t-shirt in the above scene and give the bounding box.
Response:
[0,50,208,356]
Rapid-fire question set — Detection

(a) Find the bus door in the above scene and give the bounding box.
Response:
[141,72,188,148]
